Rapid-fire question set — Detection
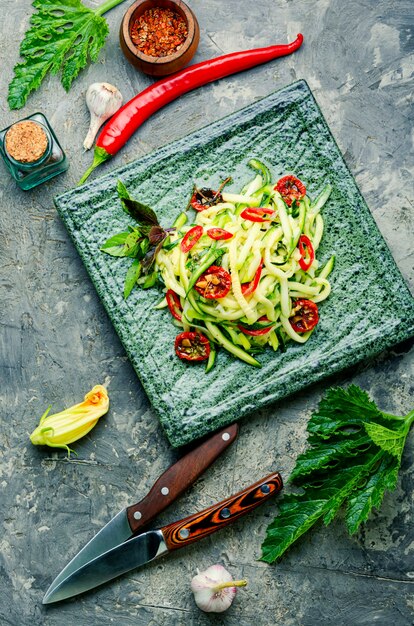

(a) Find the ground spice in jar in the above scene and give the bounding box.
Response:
[5,120,48,163]
[130,7,188,57]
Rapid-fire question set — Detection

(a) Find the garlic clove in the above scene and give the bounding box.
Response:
[191,564,247,613]
[83,82,123,150]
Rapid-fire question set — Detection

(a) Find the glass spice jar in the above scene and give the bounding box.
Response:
[0,112,68,190]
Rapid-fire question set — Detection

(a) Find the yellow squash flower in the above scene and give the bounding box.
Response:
[30,385,109,456]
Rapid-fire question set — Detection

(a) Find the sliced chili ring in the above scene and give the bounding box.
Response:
[180,225,203,253]
[241,262,263,296]
[238,316,275,336]
[240,207,275,223]
[289,299,319,333]
[194,265,231,300]
[190,188,223,212]
[298,235,315,271]
[207,228,233,241]
[166,289,182,322]
[275,175,306,206]
[175,331,210,362]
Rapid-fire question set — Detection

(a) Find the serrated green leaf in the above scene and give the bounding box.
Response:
[260,386,414,562]
[364,421,406,460]
[8,0,112,110]
[345,454,400,534]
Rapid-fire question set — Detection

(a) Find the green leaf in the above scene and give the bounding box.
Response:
[363,421,406,460]
[100,232,130,257]
[260,385,414,562]
[123,259,141,299]
[8,0,114,110]
[122,198,159,226]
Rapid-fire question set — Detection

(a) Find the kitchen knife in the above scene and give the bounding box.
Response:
[43,423,238,598]
[43,471,283,603]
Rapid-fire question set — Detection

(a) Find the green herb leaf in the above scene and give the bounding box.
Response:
[260,386,413,563]
[124,259,141,299]
[8,0,118,110]
[100,232,130,257]
[122,198,159,226]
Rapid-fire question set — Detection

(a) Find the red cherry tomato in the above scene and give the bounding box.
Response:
[166,289,182,322]
[275,175,306,206]
[289,299,319,333]
[194,265,231,300]
[181,225,203,253]
[207,228,233,241]
[241,262,263,296]
[240,207,275,222]
[175,331,211,361]
[238,316,275,336]
[298,235,315,271]
[190,188,223,212]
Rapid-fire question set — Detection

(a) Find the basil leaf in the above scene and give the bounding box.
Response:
[122,198,159,226]
[123,259,141,299]
[100,232,130,257]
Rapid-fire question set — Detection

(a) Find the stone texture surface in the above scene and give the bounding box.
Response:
[0,1,413,625]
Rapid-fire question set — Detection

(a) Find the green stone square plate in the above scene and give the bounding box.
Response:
[54,80,414,447]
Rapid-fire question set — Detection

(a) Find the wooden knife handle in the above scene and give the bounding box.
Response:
[127,424,238,534]
[161,471,283,551]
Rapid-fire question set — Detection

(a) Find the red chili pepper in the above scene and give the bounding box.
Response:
[166,289,182,321]
[241,262,263,295]
[240,207,275,222]
[298,235,315,271]
[275,175,306,206]
[238,316,274,336]
[207,228,233,241]
[180,225,203,252]
[79,35,304,183]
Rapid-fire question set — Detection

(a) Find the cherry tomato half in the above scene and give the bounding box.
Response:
[195,265,231,300]
[175,331,211,361]
[190,188,223,212]
[166,289,182,322]
[298,235,315,271]
[207,228,233,241]
[241,262,263,296]
[238,316,275,336]
[289,299,319,333]
[275,175,306,206]
[181,225,203,253]
[240,207,275,223]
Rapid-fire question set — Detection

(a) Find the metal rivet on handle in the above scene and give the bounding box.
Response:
[133,511,142,520]
[179,528,190,539]
[261,484,271,494]
[222,432,231,441]
[161,487,169,496]
[220,507,231,519]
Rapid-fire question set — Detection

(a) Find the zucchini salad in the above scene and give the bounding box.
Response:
[155,159,334,369]
[101,159,334,370]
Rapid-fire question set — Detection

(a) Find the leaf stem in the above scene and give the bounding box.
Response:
[94,0,127,17]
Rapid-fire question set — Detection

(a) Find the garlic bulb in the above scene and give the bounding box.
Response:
[191,564,247,613]
[83,82,123,150]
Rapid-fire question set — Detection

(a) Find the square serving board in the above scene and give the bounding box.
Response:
[54,80,414,447]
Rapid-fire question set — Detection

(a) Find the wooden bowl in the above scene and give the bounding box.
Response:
[120,0,200,77]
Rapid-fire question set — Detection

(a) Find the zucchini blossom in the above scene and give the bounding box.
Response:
[29,385,109,456]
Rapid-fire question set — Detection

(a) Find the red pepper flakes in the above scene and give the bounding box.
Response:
[130,7,188,58]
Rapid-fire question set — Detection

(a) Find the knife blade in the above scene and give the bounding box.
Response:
[44,423,238,598]
[43,471,283,603]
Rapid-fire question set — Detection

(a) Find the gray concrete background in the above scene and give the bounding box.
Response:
[0,1,413,625]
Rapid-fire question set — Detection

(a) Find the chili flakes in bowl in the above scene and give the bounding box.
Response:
[130,7,188,57]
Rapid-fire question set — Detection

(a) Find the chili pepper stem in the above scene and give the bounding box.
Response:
[213,580,247,592]
[78,146,111,185]
[94,0,126,17]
